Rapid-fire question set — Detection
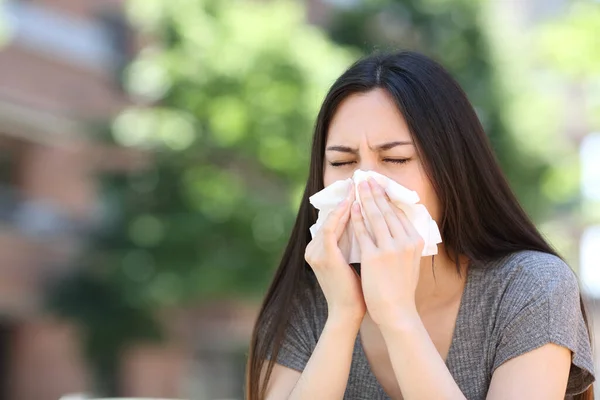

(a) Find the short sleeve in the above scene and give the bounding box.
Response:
[265,283,325,372]
[491,255,595,395]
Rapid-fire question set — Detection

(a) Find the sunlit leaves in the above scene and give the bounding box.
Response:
[125,0,170,33]
[125,50,172,102]
[182,166,245,223]
[536,2,600,78]
[207,96,249,147]
[112,107,197,150]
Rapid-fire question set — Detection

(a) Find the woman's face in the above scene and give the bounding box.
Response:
[323,88,441,222]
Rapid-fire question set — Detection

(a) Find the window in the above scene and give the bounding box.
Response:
[2,0,119,73]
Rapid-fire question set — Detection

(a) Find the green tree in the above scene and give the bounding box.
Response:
[48,0,354,395]
[532,1,600,258]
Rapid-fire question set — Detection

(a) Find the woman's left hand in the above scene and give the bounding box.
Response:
[351,177,424,329]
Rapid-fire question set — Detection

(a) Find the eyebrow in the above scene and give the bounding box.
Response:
[326,140,413,154]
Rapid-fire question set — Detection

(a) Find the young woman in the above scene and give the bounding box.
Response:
[246,51,595,399]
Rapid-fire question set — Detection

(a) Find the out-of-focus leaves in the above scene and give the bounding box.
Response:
[48,0,354,394]
[112,0,355,299]
[536,2,600,79]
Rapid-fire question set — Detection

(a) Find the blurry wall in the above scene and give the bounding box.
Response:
[0,0,148,399]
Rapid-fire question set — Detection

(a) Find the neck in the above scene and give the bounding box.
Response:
[414,247,468,313]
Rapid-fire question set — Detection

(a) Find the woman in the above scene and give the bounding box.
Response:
[246,51,595,399]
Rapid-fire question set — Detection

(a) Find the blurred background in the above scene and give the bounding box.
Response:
[0,0,598,398]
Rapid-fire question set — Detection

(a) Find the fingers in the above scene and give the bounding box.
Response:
[350,200,376,252]
[357,179,392,247]
[334,184,355,239]
[320,184,353,241]
[391,205,425,252]
[367,178,408,240]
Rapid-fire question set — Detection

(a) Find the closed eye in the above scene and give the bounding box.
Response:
[329,159,410,167]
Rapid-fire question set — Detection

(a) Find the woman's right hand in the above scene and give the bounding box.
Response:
[304,185,366,323]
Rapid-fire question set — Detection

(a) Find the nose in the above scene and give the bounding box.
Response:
[357,156,381,175]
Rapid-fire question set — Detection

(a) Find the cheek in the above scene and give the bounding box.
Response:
[389,170,441,222]
[323,166,353,187]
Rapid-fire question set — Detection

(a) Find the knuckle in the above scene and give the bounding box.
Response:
[323,239,337,253]
[400,242,414,252]
[404,236,421,248]
[380,247,396,258]
[414,237,425,248]
[361,252,374,263]
[305,252,322,268]
[369,252,387,264]
[333,205,345,215]
[304,243,320,262]
[322,224,335,236]
[304,248,313,263]
[380,241,394,251]
[304,241,312,253]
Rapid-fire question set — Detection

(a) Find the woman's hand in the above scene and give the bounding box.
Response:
[305,185,366,323]
[351,178,424,328]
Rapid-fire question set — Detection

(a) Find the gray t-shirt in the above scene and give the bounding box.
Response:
[271,250,595,399]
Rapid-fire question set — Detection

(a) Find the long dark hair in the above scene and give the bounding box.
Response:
[245,51,594,400]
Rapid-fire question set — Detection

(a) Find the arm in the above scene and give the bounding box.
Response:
[264,183,366,399]
[381,314,572,400]
[351,179,593,398]
[380,310,466,400]
[351,179,467,399]
[486,343,571,400]
[265,315,361,400]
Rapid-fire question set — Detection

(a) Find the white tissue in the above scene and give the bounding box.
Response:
[308,170,442,263]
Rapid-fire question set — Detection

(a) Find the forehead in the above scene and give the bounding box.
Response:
[326,88,412,144]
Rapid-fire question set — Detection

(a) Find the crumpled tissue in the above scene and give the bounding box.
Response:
[308,170,442,264]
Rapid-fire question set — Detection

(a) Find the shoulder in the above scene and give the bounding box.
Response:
[477,250,579,306]
[469,249,584,344]
[474,249,586,351]
[488,249,575,283]
[480,251,595,393]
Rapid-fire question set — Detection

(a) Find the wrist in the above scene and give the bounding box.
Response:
[377,307,422,339]
[326,310,364,330]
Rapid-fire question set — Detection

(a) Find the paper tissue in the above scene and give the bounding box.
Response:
[308,170,442,264]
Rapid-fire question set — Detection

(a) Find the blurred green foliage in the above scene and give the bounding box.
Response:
[533,1,600,257]
[534,1,600,138]
[49,0,354,394]
[109,0,354,299]
[536,2,600,79]
[484,0,600,258]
